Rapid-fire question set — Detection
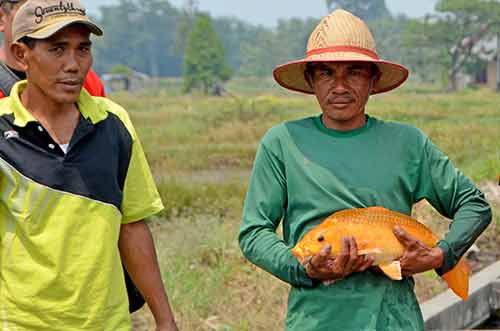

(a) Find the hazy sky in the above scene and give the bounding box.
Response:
[86,0,438,26]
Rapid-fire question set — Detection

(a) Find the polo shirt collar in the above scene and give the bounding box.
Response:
[9,80,108,127]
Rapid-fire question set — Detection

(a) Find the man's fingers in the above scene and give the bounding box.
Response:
[336,237,350,269]
[357,255,375,272]
[351,254,365,271]
[318,244,332,259]
[321,244,332,256]
[344,237,358,272]
[394,226,418,248]
[311,244,331,268]
[350,236,358,259]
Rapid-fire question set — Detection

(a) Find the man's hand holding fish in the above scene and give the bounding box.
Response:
[304,237,374,283]
[394,226,445,276]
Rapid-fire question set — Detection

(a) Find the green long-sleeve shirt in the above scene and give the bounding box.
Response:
[239,115,491,331]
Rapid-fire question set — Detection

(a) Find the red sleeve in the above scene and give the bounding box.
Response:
[0,90,5,99]
[83,68,106,97]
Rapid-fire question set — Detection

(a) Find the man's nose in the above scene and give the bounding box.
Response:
[331,76,349,93]
[63,52,80,72]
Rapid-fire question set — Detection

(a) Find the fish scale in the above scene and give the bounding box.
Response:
[291,206,470,300]
[335,208,437,244]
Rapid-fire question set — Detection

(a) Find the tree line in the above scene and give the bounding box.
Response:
[92,0,500,92]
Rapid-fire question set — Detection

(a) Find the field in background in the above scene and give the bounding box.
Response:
[110,79,500,330]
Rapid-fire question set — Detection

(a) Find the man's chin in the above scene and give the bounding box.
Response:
[52,93,81,105]
[52,88,82,103]
[325,109,356,121]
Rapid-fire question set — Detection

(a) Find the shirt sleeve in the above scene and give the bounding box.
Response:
[239,137,315,288]
[121,126,164,224]
[414,137,492,274]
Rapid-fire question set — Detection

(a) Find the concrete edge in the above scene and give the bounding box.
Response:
[421,260,500,330]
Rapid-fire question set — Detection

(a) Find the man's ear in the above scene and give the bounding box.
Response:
[304,67,315,91]
[370,69,382,93]
[10,42,29,71]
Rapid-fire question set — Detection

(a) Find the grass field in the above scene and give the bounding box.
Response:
[110,79,500,330]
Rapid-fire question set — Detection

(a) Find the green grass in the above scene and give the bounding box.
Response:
[112,79,500,330]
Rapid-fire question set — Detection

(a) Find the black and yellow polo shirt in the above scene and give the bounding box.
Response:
[0,81,163,330]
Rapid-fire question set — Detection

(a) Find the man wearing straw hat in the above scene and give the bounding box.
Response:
[0,0,178,329]
[239,9,491,330]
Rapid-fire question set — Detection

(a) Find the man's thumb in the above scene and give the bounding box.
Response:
[319,244,332,258]
[394,226,410,243]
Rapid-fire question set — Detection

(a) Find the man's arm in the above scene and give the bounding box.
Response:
[119,221,178,331]
[239,138,317,288]
[413,138,492,275]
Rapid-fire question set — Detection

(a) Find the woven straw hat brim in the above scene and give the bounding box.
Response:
[273,52,409,95]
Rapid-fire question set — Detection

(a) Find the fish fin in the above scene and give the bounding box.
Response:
[378,261,402,280]
[358,248,383,255]
[442,257,470,301]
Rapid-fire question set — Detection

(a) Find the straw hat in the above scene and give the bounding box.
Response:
[273,9,408,95]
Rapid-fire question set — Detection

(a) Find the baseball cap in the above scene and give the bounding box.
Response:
[12,0,103,42]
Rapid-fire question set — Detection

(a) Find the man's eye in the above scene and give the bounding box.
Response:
[317,69,331,77]
[50,47,63,53]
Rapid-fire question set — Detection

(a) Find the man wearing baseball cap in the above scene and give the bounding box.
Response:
[239,9,491,330]
[0,0,177,330]
[0,0,105,97]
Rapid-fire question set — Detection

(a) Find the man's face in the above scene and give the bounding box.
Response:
[309,62,378,131]
[20,24,93,105]
[0,0,26,45]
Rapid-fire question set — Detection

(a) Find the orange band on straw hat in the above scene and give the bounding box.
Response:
[307,46,379,60]
[273,9,409,95]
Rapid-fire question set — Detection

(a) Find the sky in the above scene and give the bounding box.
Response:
[85,0,438,27]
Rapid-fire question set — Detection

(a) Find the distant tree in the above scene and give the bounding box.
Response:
[184,0,199,16]
[213,17,263,72]
[402,0,500,90]
[110,64,132,75]
[239,29,285,76]
[94,0,182,77]
[183,14,232,94]
[239,18,318,77]
[369,15,408,66]
[325,0,390,21]
[275,18,318,59]
[174,0,199,56]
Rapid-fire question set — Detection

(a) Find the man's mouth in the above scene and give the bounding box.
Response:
[60,81,82,85]
[328,95,355,106]
[57,80,83,91]
[330,100,354,108]
[331,97,353,104]
[58,79,83,86]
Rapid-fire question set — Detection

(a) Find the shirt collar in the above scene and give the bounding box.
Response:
[9,80,108,127]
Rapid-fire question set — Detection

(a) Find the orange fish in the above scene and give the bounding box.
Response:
[291,206,470,300]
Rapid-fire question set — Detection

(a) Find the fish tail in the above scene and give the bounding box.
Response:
[442,257,471,301]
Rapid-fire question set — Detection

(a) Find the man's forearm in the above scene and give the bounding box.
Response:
[239,225,315,287]
[438,198,492,274]
[119,221,178,330]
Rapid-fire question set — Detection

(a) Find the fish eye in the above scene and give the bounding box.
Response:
[317,234,324,242]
